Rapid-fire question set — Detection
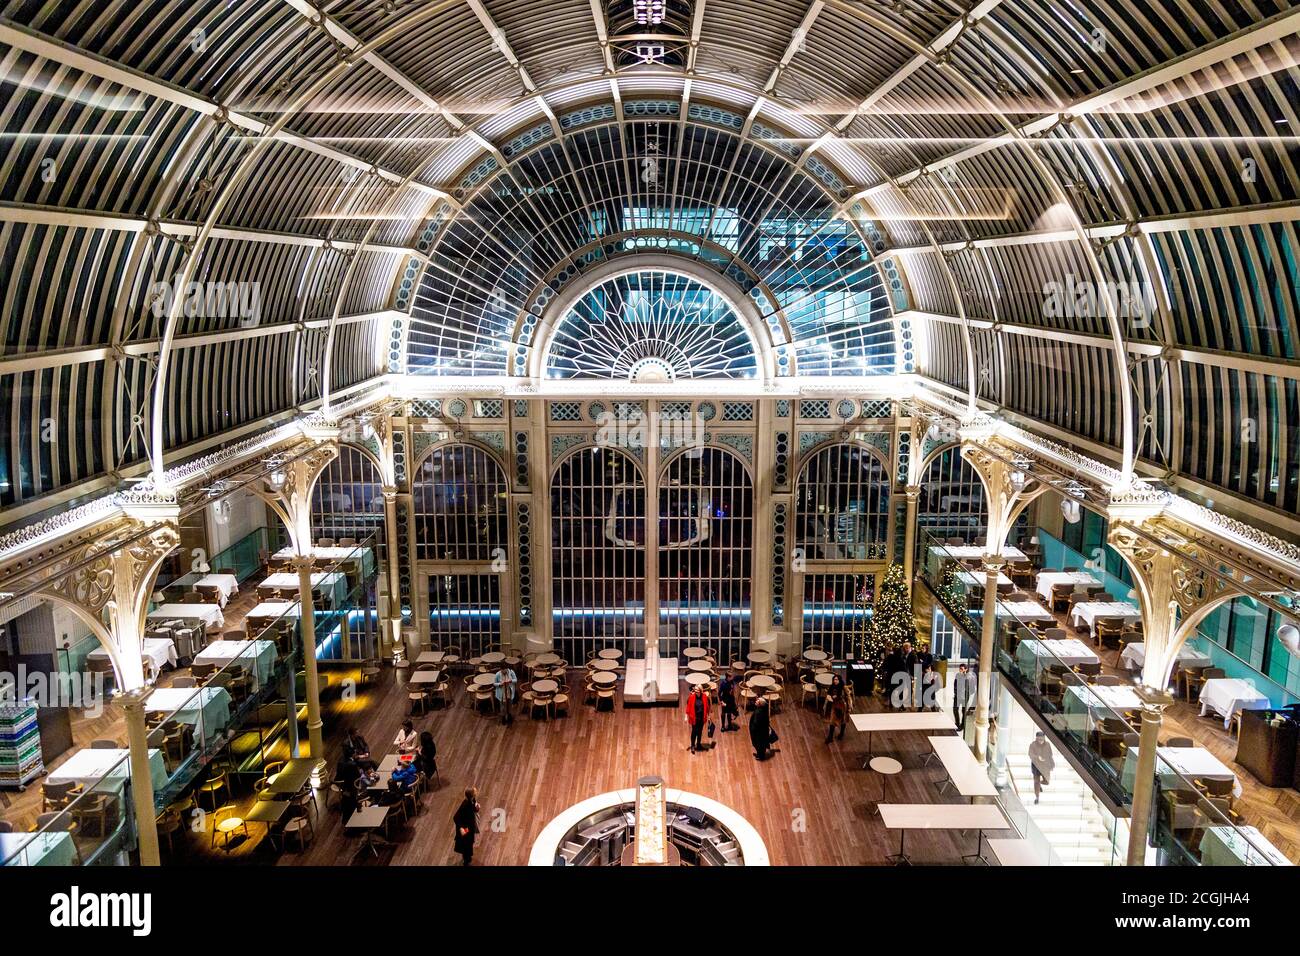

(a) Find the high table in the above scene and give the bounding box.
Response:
[928,736,998,800]
[1199,679,1269,729]
[144,686,233,745]
[850,711,956,764]
[193,640,278,689]
[0,831,79,867]
[345,805,390,859]
[1034,571,1099,603]
[879,803,1010,865]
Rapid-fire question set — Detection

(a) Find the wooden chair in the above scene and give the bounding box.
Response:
[89,739,120,750]
[41,780,82,812]
[281,806,315,852]
[211,805,247,850]
[360,658,383,685]
[197,771,230,811]
[1192,667,1226,703]
[72,793,113,838]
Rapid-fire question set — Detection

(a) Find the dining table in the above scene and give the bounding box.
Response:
[1198,678,1270,729]
[1034,571,1099,603]
[1013,638,1100,680]
[0,830,79,867]
[1069,601,1142,636]
[144,686,233,745]
[193,639,278,689]
[88,637,177,676]
[147,603,224,629]
[1062,683,1143,735]
[46,747,168,796]
[591,658,619,671]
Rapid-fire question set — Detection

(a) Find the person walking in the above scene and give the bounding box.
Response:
[493,664,518,725]
[718,672,739,731]
[418,730,437,780]
[1028,731,1054,804]
[952,663,977,732]
[823,673,848,743]
[683,684,710,754]
[453,786,481,865]
[750,696,776,760]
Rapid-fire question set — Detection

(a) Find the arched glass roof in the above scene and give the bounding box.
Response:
[0,0,1294,538]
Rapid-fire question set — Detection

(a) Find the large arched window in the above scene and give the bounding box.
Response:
[917,447,989,546]
[795,444,891,560]
[544,270,759,381]
[310,445,385,553]
[412,444,508,562]
[551,448,646,658]
[659,447,753,658]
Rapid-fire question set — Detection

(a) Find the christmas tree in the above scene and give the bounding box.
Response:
[938,561,975,634]
[857,563,916,667]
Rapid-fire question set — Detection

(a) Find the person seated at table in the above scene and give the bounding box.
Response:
[393,718,418,754]
[391,758,419,791]
[345,727,377,771]
[335,746,376,817]
[376,778,406,807]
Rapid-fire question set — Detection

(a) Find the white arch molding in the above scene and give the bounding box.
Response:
[525,257,781,385]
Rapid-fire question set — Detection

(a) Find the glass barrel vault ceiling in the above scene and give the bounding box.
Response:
[406,120,898,378]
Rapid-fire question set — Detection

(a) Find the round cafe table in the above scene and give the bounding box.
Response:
[814,672,835,687]
[687,659,713,673]
[747,650,772,665]
[536,653,561,666]
[481,651,506,665]
[869,757,902,816]
[684,673,710,687]
[597,648,623,660]
[472,673,496,687]
[682,647,709,659]
[747,674,776,690]
[591,672,618,687]
[532,679,559,694]
[803,648,829,663]
[591,658,619,672]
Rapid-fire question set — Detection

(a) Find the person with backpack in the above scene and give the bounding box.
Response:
[718,672,739,731]
[683,684,710,754]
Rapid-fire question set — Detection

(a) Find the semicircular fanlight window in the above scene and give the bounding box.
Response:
[544,270,758,380]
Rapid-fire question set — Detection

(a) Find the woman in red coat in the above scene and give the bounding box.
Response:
[683,685,710,754]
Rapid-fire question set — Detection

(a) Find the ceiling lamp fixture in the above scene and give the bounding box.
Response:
[633,0,666,25]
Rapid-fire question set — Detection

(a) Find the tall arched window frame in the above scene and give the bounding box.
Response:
[795,443,892,561]
[412,444,509,562]
[658,447,753,660]
[310,444,386,556]
[916,446,990,547]
[550,447,646,661]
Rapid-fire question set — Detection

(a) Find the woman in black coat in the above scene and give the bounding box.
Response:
[418,731,437,779]
[453,787,480,865]
[749,698,773,760]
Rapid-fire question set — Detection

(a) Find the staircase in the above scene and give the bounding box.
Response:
[1002,748,1121,865]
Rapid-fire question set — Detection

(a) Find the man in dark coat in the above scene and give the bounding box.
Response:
[718,673,739,731]
[749,697,774,760]
[882,646,907,709]
[453,786,480,865]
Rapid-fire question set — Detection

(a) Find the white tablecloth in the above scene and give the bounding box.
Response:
[194,573,239,606]
[955,570,1013,588]
[145,686,233,745]
[87,637,177,674]
[1120,643,1212,673]
[1035,571,1099,602]
[1062,683,1143,735]
[1200,826,1293,866]
[1069,601,1142,635]
[1157,746,1241,796]
[931,545,1026,562]
[46,747,168,795]
[258,571,345,600]
[245,601,301,621]
[1198,678,1270,728]
[1014,639,1099,679]
[994,600,1056,622]
[147,603,224,629]
[193,640,278,689]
